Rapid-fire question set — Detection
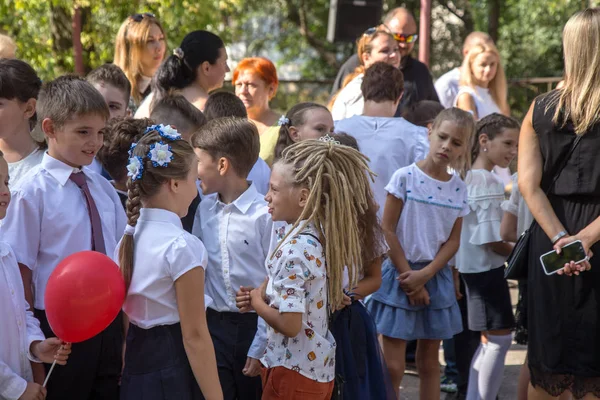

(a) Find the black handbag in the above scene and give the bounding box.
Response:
[504,134,582,280]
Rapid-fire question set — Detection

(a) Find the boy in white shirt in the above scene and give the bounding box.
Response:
[0,150,72,400]
[0,75,127,400]
[335,62,429,219]
[191,117,271,400]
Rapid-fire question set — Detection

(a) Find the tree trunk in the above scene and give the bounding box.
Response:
[488,0,500,43]
[72,6,84,75]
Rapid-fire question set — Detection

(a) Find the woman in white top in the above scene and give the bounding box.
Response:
[117,126,222,400]
[456,114,520,400]
[135,30,229,118]
[330,29,400,121]
[113,13,166,110]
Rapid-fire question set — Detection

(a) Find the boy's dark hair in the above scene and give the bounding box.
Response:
[37,75,110,127]
[97,117,154,182]
[401,100,445,127]
[191,117,259,178]
[150,95,207,136]
[361,62,404,103]
[86,63,131,103]
[333,132,359,151]
[203,91,248,120]
[472,113,521,162]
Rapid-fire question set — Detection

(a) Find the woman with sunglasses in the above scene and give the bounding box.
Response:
[114,13,166,110]
[135,30,229,118]
[330,29,400,121]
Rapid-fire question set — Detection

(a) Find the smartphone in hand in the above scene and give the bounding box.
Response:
[540,240,588,275]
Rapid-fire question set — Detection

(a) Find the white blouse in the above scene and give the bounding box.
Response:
[456,169,507,274]
[331,74,365,121]
[118,208,208,329]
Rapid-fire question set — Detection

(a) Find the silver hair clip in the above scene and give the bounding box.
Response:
[173,48,184,60]
[318,134,340,145]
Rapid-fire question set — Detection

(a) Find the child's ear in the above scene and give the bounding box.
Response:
[288,126,300,142]
[24,98,36,120]
[217,157,229,176]
[169,178,180,193]
[42,118,56,138]
[479,133,489,146]
[298,187,310,208]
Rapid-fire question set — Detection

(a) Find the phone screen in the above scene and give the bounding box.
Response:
[540,241,587,274]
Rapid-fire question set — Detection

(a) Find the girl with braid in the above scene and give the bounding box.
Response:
[116,125,223,400]
[367,108,474,400]
[236,137,380,399]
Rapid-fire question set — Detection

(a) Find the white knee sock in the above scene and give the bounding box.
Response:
[476,334,512,400]
[466,342,486,400]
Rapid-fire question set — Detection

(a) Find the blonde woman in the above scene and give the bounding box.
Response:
[455,43,509,119]
[114,13,166,108]
[330,29,400,121]
[519,8,600,400]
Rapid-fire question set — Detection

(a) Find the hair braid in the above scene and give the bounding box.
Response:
[272,139,381,310]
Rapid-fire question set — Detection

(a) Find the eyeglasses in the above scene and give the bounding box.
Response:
[392,33,418,44]
[129,12,156,22]
[363,27,381,36]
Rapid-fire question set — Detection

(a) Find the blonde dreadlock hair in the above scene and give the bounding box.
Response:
[273,138,384,310]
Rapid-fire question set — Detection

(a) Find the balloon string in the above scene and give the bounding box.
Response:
[43,360,57,388]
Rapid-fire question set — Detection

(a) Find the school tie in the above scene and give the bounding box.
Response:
[69,172,106,255]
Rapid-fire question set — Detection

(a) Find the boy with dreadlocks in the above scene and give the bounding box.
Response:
[236,136,382,399]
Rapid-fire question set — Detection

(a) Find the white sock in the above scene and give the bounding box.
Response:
[466,342,486,400]
[477,334,512,400]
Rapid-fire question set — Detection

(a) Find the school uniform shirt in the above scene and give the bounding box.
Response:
[118,208,209,329]
[192,183,272,359]
[261,223,336,383]
[248,158,271,195]
[435,68,461,109]
[0,153,127,310]
[502,173,534,237]
[386,164,469,262]
[335,115,429,219]
[456,169,507,274]
[0,242,45,400]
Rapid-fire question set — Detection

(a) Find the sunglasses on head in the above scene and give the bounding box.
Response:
[393,33,418,44]
[130,12,155,22]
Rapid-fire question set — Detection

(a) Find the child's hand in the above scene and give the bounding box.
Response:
[398,269,429,295]
[242,357,262,377]
[336,294,353,311]
[408,288,430,306]
[236,286,254,313]
[250,278,269,308]
[452,269,463,300]
[30,338,71,365]
[18,382,46,400]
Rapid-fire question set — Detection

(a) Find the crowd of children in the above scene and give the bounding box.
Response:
[1,8,593,400]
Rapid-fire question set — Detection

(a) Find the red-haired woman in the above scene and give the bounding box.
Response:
[233,57,280,166]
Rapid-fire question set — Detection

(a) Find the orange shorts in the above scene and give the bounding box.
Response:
[261,366,334,400]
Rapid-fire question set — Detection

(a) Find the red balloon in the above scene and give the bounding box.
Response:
[44,251,126,343]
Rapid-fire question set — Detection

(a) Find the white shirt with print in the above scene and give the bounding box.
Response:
[261,223,336,383]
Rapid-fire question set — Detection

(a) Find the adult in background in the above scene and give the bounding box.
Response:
[435,32,494,108]
[330,30,400,121]
[135,30,229,118]
[114,13,166,109]
[233,57,280,166]
[331,7,439,112]
[519,8,600,400]
[455,42,512,186]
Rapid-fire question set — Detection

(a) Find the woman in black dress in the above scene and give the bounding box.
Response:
[518,8,600,400]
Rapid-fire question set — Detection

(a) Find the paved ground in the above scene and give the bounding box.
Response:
[399,281,525,399]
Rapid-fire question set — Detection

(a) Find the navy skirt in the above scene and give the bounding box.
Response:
[330,301,396,400]
[120,323,205,400]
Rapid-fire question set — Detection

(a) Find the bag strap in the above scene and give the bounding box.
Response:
[543,134,582,195]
